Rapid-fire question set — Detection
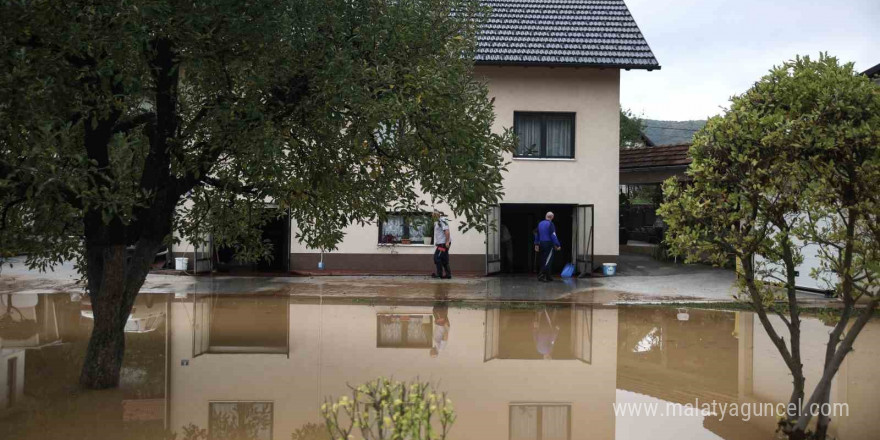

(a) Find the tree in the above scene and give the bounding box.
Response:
[659,54,879,440]
[0,0,514,389]
[620,107,645,149]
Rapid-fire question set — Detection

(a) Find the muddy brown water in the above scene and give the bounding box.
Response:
[0,292,877,440]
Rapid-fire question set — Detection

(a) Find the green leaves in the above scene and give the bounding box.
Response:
[659,53,879,303]
[321,378,456,440]
[1,0,513,269]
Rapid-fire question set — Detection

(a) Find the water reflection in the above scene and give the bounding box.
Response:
[0,293,878,440]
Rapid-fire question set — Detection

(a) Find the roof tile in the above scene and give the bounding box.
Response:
[476,0,659,68]
[620,144,691,170]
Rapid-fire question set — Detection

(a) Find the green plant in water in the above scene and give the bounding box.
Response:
[321,378,456,440]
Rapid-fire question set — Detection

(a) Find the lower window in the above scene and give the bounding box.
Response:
[379,212,433,244]
[209,401,273,440]
[509,404,571,440]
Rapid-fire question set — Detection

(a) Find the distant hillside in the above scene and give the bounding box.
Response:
[643,119,706,146]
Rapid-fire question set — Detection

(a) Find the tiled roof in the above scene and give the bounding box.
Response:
[475,0,659,69]
[620,144,691,170]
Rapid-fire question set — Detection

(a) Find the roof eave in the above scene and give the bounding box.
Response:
[474,60,661,71]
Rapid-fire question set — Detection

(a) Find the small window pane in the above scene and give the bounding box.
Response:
[380,215,405,243]
[516,115,542,157]
[545,116,573,157]
[541,406,569,440]
[379,213,433,244]
[510,406,538,440]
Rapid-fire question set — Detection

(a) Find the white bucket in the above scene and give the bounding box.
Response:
[602,263,617,276]
[174,257,189,271]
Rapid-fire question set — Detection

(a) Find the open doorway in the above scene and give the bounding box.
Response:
[500,204,573,275]
[216,209,290,273]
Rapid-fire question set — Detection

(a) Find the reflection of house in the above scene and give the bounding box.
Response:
[616,306,880,440]
[81,294,166,333]
[168,297,618,440]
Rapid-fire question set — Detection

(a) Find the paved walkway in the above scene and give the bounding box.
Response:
[0,254,748,305]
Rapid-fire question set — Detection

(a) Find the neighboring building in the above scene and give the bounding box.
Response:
[288,0,660,275]
[864,62,880,85]
[619,144,690,244]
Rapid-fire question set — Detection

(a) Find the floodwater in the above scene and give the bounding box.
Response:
[0,292,878,440]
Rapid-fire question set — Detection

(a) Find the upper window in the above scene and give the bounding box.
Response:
[514,112,575,158]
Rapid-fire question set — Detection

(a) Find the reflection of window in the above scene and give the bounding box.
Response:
[509,404,571,440]
[485,306,592,362]
[378,213,433,244]
[6,357,18,409]
[377,314,433,348]
[514,112,575,158]
[209,401,273,440]
[193,295,289,356]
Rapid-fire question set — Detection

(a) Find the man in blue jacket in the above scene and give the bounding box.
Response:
[534,212,562,282]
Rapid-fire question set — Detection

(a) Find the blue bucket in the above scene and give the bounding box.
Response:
[561,263,575,278]
[602,263,617,276]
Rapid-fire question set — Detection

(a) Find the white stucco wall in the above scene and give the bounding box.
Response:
[292,66,621,260]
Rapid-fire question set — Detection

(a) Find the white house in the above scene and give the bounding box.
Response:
[172,0,660,276]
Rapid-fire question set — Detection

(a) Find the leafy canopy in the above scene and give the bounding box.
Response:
[0,0,515,268]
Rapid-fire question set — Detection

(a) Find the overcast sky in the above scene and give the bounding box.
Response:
[619,0,879,121]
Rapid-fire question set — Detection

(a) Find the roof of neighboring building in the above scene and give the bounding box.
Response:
[862,62,880,78]
[475,0,660,69]
[620,144,691,170]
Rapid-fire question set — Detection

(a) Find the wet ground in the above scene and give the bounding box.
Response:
[1,291,877,440]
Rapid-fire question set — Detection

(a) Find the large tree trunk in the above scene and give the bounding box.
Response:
[80,245,131,388]
[79,241,159,389]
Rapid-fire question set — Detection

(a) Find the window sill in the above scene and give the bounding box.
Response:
[512,157,576,162]
[378,243,435,247]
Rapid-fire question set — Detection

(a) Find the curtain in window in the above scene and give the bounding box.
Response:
[381,216,405,242]
[516,115,542,156]
[546,116,572,157]
[378,317,404,344]
[510,406,538,440]
[541,406,569,440]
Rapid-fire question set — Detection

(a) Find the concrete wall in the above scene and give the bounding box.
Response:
[167,299,618,439]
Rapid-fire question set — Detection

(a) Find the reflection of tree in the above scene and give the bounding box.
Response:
[291,423,329,440]
[0,293,39,340]
[209,402,273,440]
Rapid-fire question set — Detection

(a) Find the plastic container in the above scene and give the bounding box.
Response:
[602,262,617,276]
[174,257,189,271]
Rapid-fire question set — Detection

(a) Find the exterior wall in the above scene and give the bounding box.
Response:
[291,66,621,272]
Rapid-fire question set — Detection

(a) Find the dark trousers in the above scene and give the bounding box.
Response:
[434,246,451,277]
[538,241,555,279]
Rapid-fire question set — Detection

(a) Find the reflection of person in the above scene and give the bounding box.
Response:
[430,303,450,357]
[432,210,452,279]
[533,308,560,360]
[500,224,513,272]
[534,212,562,282]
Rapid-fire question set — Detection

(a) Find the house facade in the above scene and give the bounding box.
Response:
[289,0,659,275]
[171,0,659,275]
